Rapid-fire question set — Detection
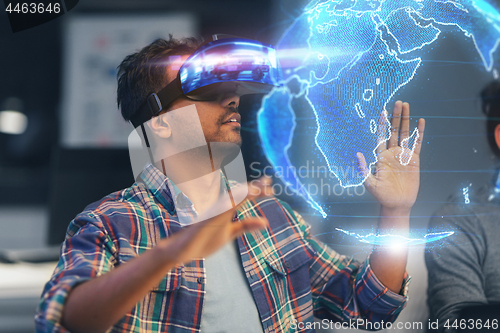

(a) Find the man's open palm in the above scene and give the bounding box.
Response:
[357,101,425,210]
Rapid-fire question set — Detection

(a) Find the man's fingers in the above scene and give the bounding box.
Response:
[413,118,426,156]
[377,110,388,155]
[357,152,376,190]
[199,184,249,224]
[230,217,268,238]
[243,176,273,205]
[222,176,273,220]
[193,175,273,227]
[399,102,410,146]
[388,101,402,148]
[249,176,273,197]
[356,152,370,178]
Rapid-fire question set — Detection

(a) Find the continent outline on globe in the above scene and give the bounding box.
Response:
[258,0,500,216]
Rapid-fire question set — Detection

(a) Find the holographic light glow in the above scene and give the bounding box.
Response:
[257,0,500,215]
[336,228,455,246]
[399,127,419,166]
[258,81,327,217]
[463,186,471,204]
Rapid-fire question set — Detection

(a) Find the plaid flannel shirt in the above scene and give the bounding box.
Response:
[36,164,410,333]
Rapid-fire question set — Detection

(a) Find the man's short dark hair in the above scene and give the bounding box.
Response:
[116,35,203,122]
[480,80,500,157]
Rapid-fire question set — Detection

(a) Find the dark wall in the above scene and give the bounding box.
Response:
[0,0,277,205]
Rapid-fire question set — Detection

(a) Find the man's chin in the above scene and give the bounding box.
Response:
[214,132,242,146]
[222,137,242,148]
[233,136,242,147]
[208,138,242,168]
[205,126,242,146]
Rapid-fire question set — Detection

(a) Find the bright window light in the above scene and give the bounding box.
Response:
[0,110,28,135]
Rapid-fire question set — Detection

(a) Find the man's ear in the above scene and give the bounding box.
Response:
[146,113,172,139]
[495,124,500,151]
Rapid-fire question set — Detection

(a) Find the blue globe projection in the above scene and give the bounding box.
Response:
[257,0,500,218]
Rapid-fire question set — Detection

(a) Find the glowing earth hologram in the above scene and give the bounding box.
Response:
[257,0,500,216]
[258,80,327,217]
[335,228,455,246]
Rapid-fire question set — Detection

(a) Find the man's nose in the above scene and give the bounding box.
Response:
[220,93,240,109]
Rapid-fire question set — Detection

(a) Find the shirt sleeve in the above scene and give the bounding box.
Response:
[35,214,118,333]
[425,204,488,333]
[291,209,410,327]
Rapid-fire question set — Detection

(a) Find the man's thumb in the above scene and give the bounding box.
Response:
[230,217,268,237]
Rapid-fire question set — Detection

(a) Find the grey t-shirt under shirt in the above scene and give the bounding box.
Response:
[200,240,264,333]
[164,174,264,332]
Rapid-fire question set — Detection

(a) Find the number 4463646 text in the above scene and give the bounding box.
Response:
[5,3,61,14]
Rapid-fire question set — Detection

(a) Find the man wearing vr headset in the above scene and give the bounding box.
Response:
[36,35,425,333]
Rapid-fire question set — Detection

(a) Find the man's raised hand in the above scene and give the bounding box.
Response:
[356,101,425,211]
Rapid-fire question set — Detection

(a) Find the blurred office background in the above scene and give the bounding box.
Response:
[0,0,499,332]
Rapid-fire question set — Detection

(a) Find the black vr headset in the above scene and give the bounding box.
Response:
[129,35,283,129]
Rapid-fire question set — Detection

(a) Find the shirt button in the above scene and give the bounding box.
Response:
[197,277,205,284]
[285,261,291,268]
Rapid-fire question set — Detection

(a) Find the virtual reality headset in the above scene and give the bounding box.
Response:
[129,35,282,129]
